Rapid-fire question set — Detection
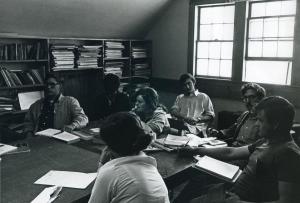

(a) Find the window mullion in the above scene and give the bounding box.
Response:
[231,1,247,82]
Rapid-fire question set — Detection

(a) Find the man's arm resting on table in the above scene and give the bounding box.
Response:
[180,145,250,161]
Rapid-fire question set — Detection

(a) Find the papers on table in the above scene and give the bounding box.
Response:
[186,134,227,147]
[35,128,80,144]
[144,145,163,152]
[35,128,61,137]
[163,134,190,147]
[0,143,18,156]
[152,134,227,152]
[186,134,216,147]
[31,186,62,203]
[52,131,80,144]
[34,170,97,189]
[194,156,242,183]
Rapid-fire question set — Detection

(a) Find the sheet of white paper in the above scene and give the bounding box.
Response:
[89,128,100,133]
[31,186,60,203]
[34,170,97,189]
[0,143,18,156]
[186,134,216,147]
[52,131,80,143]
[18,91,44,110]
[35,128,61,137]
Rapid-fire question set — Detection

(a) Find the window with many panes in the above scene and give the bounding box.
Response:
[193,0,297,86]
[195,4,235,78]
[244,0,296,85]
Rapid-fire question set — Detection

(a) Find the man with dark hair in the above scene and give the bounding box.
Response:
[209,82,266,147]
[88,112,169,203]
[93,73,130,120]
[24,74,88,136]
[170,73,215,135]
[176,96,300,203]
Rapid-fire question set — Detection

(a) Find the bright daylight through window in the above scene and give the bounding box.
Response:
[194,0,296,85]
[195,4,235,78]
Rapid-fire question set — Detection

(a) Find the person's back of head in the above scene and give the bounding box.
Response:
[255,96,295,135]
[100,112,152,156]
[104,73,120,94]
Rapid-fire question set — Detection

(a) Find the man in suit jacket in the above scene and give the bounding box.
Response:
[24,74,88,137]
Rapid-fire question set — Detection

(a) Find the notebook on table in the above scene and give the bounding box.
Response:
[35,128,80,144]
[193,155,242,183]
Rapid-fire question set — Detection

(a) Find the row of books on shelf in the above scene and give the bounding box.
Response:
[105,42,125,58]
[0,67,44,87]
[133,69,151,76]
[78,45,102,69]
[132,46,148,58]
[50,45,76,70]
[104,67,123,78]
[0,96,15,112]
[0,42,47,60]
[51,45,103,70]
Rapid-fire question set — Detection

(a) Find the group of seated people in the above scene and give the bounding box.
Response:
[3,72,300,203]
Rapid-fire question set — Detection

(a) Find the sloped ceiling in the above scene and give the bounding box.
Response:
[0,0,173,39]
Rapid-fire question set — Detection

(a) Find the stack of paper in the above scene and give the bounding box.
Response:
[163,134,190,147]
[194,156,242,183]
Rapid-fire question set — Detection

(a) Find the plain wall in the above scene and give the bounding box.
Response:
[146,0,189,79]
[0,0,172,38]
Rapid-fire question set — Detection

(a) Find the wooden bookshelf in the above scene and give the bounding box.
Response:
[0,36,152,122]
[0,37,48,116]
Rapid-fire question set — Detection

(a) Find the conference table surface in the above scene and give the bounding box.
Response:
[1,136,194,203]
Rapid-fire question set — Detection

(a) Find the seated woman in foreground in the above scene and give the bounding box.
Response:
[88,112,170,203]
[132,87,170,137]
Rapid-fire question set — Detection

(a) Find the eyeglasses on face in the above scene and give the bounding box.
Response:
[242,95,257,101]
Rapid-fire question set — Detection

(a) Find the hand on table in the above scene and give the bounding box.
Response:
[207,128,220,137]
[63,125,73,133]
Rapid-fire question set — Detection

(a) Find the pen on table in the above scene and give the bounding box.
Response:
[184,139,190,147]
[50,186,62,199]
[53,130,63,135]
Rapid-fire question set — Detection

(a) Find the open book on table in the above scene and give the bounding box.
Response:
[193,155,242,183]
[163,134,190,147]
[35,128,80,144]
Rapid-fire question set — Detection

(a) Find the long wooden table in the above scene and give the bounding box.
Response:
[1,136,194,203]
[1,137,100,203]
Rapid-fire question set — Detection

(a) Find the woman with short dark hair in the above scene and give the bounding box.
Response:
[88,112,170,203]
[132,87,170,137]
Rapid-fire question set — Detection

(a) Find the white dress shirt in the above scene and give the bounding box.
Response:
[88,152,170,203]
